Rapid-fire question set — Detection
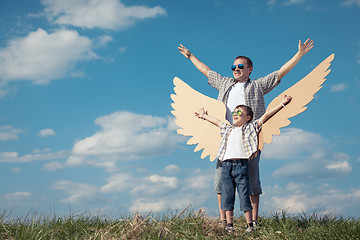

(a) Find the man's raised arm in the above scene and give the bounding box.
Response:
[278,39,314,80]
[178,44,211,78]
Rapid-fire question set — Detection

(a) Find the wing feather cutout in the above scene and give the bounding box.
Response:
[258,53,334,150]
[171,77,228,161]
[171,54,334,161]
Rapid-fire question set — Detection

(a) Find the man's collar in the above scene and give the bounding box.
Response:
[234,77,251,83]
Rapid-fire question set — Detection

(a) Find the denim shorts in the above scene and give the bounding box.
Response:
[248,151,262,195]
[213,159,222,194]
[214,151,262,195]
[221,159,252,212]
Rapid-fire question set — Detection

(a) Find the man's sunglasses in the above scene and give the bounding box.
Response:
[231,109,243,117]
[231,64,244,71]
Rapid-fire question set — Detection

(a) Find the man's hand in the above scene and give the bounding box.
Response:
[298,39,314,55]
[178,44,191,59]
[278,38,314,80]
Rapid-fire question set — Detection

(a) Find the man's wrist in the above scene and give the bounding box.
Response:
[297,50,305,57]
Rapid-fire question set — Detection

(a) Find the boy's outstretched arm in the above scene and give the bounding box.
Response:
[259,95,292,125]
[278,39,314,80]
[195,108,222,127]
[178,44,211,78]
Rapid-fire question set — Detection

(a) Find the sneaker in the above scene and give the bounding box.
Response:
[245,226,255,233]
[219,220,227,227]
[252,221,258,228]
[225,224,235,233]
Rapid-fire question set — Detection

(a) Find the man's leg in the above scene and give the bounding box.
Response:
[214,159,226,221]
[248,151,262,222]
[217,193,226,221]
[250,194,259,221]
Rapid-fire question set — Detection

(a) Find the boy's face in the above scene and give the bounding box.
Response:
[231,107,251,126]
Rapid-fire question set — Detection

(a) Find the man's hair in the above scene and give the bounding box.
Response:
[234,56,253,76]
[235,105,253,123]
[234,56,253,68]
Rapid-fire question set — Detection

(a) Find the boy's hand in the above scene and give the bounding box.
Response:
[178,44,191,59]
[195,107,206,119]
[282,95,292,106]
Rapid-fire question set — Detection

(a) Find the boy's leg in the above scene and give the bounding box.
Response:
[225,210,234,224]
[234,160,253,224]
[221,161,235,224]
[244,210,253,225]
[248,151,262,222]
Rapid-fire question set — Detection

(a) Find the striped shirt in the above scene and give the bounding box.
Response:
[208,70,279,121]
[216,121,262,161]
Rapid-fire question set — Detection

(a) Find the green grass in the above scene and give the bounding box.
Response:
[1,208,359,239]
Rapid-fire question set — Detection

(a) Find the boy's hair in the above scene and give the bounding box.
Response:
[235,105,253,123]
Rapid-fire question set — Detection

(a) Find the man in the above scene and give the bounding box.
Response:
[178,39,314,225]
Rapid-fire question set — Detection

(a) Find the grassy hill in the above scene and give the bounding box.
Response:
[1,208,359,239]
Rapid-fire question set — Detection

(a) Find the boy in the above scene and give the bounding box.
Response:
[195,95,292,233]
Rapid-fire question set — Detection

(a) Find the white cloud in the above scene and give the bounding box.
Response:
[100,172,134,193]
[129,198,170,213]
[262,183,360,217]
[52,165,213,213]
[52,180,99,204]
[330,83,349,92]
[262,128,325,160]
[11,168,21,172]
[272,157,352,179]
[262,128,352,180]
[183,171,213,190]
[341,0,360,7]
[0,149,68,163]
[96,35,113,46]
[0,125,23,141]
[283,0,306,5]
[130,175,179,196]
[42,0,167,30]
[42,161,64,171]
[119,47,126,53]
[0,28,99,92]
[128,169,213,213]
[162,164,181,175]
[2,192,34,207]
[38,128,56,137]
[4,191,32,200]
[65,111,183,169]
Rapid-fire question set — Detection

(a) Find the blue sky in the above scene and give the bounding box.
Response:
[0,0,359,219]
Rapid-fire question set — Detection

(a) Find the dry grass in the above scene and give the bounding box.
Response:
[1,207,359,239]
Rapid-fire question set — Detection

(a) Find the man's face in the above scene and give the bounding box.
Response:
[232,58,253,82]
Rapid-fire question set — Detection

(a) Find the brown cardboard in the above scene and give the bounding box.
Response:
[171,54,334,161]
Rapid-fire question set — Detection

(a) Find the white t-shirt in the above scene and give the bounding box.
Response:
[226,82,245,124]
[223,127,247,160]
